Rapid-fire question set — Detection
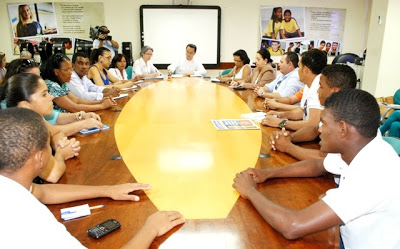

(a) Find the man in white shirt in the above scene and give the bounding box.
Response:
[234,89,400,249]
[0,108,185,249]
[256,52,303,99]
[69,52,119,101]
[262,49,327,131]
[92,26,119,59]
[167,44,207,76]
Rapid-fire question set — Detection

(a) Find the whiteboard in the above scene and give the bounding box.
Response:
[140,5,221,67]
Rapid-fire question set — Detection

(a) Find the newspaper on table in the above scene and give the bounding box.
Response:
[211,119,260,130]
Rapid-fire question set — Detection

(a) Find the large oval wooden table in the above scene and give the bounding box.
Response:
[47,78,338,249]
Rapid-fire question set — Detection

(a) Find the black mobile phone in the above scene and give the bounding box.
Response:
[87,219,121,239]
[106,35,112,41]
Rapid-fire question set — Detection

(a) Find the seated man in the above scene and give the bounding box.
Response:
[262,49,327,131]
[270,64,357,160]
[255,52,303,99]
[69,52,119,101]
[0,108,184,248]
[167,44,207,76]
[234,89,400,249]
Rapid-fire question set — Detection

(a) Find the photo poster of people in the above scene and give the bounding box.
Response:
[260,6,346,57]
[7,2,104,55]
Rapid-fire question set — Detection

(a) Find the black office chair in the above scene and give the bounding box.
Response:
[332,53,360,65]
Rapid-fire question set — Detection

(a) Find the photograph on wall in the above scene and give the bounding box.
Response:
[13,38,41,56]
[316,39,341,56]
[260,6,345,57]
[260,39,287,55]
[260,7,306,40]
[8,3,58,39]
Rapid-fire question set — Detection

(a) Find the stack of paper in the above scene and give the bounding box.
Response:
[122,85,138,91]
[211,78,221,83]
[241,112,266,123]
[113,93,129,100]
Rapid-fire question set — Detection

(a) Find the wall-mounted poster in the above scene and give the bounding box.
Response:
[8,3,58,39]
[7,2,105,55]
[260,6,346,56]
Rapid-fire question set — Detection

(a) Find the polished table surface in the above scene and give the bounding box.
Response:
[47,78,338,249]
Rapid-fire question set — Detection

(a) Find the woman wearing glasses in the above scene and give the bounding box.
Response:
[41,53,117,113]
[133,46,161,78]
[88,48,136,89]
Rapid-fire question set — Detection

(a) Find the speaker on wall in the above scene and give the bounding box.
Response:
[122,42,133,66]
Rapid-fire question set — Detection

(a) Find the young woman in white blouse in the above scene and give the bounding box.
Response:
[133,46,161,78]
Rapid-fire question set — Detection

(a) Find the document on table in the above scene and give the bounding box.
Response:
[122,85,138,91]
[211,78,221,83]
[113,93,129,100]
[171,74,184,78]
[143,75,164,80]
[241,112,266,123]
[211,119,260,130]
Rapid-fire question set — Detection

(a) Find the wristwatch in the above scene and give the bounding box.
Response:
[278,119,288,129]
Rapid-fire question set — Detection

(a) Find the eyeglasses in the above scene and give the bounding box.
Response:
[58,68,73,73]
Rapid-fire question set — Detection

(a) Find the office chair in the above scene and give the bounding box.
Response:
[332,53,360,65]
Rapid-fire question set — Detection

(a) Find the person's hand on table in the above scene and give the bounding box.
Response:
[264,98,278,110]
[254,86,260,93]
[257,87,267,97]
[83,111,101,121]
[82,118,103,130]
[231,81,240,86]
[270,128,292,152]
[102,96,117,108]
[233,171,257,199]
[245,168,270,184]
[143,211,185,237]
[261,115,282,127]
[106,183,152,201]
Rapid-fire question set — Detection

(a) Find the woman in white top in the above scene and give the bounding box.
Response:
[218,49,251,84]
[133,46,161,78]
[109,54,128,80]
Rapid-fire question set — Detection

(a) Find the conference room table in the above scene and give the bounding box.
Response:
[47,77,338,249]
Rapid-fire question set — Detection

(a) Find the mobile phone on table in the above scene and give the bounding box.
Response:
[87,219,121,239]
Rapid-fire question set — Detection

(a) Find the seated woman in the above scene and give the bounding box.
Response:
[133,46,162,78]
[41,53,116,113]
[218,49,251,84]
[87,48,135,89]
[7,73,80,183]
[237,49,275,89]
[1,58,104,136]
[108,54,129,80]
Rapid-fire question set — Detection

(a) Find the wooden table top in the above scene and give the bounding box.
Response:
[47,78,338,249]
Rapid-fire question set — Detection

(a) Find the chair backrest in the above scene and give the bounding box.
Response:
[221,68,232,76]
[126,66,133,80]
[332,53,360,65]
[383,137,400,155]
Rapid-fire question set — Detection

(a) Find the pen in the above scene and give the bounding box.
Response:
[89,204,106,210]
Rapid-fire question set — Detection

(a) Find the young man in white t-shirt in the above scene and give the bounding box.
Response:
[234,89,400,249]
[0,108,184,249]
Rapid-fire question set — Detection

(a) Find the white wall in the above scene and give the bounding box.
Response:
[363,0,400,97]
